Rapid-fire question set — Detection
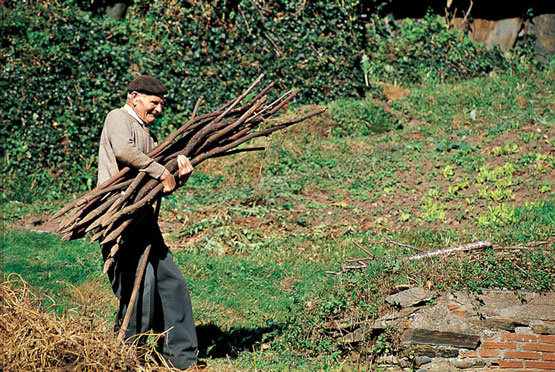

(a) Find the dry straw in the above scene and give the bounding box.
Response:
[0,274,189,372]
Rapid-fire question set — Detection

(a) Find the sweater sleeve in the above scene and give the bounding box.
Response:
[104,110,166,179]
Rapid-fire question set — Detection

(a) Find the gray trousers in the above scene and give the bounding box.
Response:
[102,212,198,369]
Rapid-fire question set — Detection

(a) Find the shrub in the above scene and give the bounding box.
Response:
[329,97,397,136]
[364,11,510,84]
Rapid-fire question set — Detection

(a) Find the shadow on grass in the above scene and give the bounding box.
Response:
[196,323,281,359]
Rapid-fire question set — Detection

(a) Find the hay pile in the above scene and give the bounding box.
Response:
[0,275,185,372]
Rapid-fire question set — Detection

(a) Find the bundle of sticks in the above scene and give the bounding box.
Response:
[51,74,326,273]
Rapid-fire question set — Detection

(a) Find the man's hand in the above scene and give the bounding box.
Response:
[160,156,193,194]
[177,155,193,186]
[160,168,177,193]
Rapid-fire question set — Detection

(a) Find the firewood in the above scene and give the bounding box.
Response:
[51,75,326,272]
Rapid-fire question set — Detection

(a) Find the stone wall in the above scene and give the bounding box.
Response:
[339,287,555,371]
[381,0,555,53]
[466,15,555,53]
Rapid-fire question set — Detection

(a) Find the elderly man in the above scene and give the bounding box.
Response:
[97,75,199,370]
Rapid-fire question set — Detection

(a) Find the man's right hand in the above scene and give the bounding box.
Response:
[160,168,176,193]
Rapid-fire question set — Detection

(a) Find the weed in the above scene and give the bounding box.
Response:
[329,97,397,137]
[477,203,517,227]
[441,165,455,181]
[492,143,520,157]
[420,199,447,222]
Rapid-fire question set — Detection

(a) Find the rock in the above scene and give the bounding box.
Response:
[398,357,411,368]
[470,18,522,52]
[529,14,555,54]
[530,320,555,335]
[377,355,399,364]
[453,358,486,368]
[414,355,432,366]
[342,328,365,344]
[418,360,460,372]
[386,287,437,308]
[477,290,555,321]
[409,300,480,335]
[482,316,528,331]
[487,18,523,52]
[106,3,128,20]
[382,367,403,372]
[401,329,480,349]
[382,306,422,321]
[401,344,460,358]
[471,19,495,44]
[515,326,533,334]
[326,319,354,331]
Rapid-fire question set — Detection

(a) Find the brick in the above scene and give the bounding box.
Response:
[525,360,555,369]
[460,350,478,358]
[543,353,555,361]
[479,349,501,357]
[539,335,555,344]
[491,360,524,368]
[451,309,467,317]
[482,341,517,349]
[504,351,541,360]
[523,343,555,352]
[501,333,537,342]
[448,304,461,310]
[483,370,518,372]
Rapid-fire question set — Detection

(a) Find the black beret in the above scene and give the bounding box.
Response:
[127,75,167,95]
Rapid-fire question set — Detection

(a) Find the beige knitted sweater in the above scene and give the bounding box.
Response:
[97,107,166,186]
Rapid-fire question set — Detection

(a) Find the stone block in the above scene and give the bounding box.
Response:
[486,18,522,52]
[342,328,365,344]
[386,287,437,308]
[529,14,555,54]
[531,320,555,335]
[410,301,480,335]
[400,344,460,358]
[483,316,528,331]
[401,329,480,349]
[477,290,555,321]
[453,358,486,369]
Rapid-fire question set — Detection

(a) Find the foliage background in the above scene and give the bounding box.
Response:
[1,0,513,202]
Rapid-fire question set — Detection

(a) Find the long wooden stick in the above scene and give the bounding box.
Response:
[403,241,492,261]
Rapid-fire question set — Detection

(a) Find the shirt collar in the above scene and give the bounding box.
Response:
[124,104,144,125]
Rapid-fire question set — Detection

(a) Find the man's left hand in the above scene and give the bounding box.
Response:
[177,155,193,186]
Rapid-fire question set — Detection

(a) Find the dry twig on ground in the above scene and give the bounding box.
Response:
[329,237,555,274]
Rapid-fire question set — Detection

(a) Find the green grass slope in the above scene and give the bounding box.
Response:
[3,65,554,371]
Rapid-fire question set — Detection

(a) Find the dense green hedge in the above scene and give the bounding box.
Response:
[2,0,364,201]
[1,1,515,201]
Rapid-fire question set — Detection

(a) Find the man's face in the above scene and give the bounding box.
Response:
[131,92,164,125]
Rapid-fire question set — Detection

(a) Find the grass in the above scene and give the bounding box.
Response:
[2,62,555,371]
